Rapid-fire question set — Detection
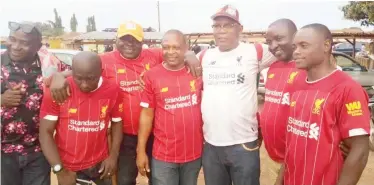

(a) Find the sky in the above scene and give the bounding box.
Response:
[0,0,373,37]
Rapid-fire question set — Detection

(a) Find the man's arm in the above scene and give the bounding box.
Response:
[39,88,62,167]
[337,85,371,185]
[109,89,124,159]
[274,164,285,185]
[337,136,369,185]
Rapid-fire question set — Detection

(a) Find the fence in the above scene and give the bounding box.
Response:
[356,56,374,71]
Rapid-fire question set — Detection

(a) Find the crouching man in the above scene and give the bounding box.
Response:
[39,51,123,185]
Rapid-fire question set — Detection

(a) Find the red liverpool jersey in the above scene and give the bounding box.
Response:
[284,70,370,185]
[40,77,123,171]
[140,64,203,163]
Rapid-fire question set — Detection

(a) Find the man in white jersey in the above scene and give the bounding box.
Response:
[199,5,276,185]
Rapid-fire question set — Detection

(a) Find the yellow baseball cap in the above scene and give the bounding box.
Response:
[117,21,144,42]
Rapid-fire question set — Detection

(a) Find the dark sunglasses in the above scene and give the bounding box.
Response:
[8,21,41,35]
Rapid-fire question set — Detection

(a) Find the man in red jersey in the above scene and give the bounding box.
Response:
[277,24,370,185]
[261,19,303,164]
[136,30,203,185]
[39,51,123,185]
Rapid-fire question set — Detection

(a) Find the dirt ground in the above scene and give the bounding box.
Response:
[51,148,374,185]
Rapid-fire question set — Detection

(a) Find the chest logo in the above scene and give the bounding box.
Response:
[287,71,298,84]
[236,56,242,66]
[312,98,325,115]
[161,87,168,93]
[145,63,150,71]
[100,106,108,118]
[69,108,77,114]
[268,73,275,79]
[117,69,126,74]
[190,80,196,92]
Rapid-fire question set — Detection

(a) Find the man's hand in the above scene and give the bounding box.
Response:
[136,151,150,176]
[50,73,70,104]
[184,51,202,77]
[56,169,76,185]
[1,84,24,108]
[98,155,117,179]
[339,142,349,158]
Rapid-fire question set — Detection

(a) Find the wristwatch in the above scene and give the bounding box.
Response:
[52,164,63,174]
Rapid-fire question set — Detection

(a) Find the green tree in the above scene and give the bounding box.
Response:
[34,22,54,37]
[46,8,64,36]
[342,1,374,26]
[70,13,78,32]
[86,16,97,32]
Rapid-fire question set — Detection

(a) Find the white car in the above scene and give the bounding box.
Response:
[48,49,80,66]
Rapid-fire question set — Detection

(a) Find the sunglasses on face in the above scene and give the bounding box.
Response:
[8,21,41,35]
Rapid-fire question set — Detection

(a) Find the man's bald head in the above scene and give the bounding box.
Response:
[72,51,102,74]
[269,19,297,34]
[72,51,102,93]
[163,29,187,45]
[265,19,297,61]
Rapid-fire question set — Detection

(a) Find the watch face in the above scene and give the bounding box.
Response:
[53,164,62,172]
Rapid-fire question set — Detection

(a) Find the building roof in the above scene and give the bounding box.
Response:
[72,31,164,41]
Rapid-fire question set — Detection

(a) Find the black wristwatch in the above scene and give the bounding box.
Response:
[52,164,63,174]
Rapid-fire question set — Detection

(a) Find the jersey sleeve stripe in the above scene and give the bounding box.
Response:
[43,115,58,121]
[140,102,149,108]
[112,117,122,122]
[348,128,369,137]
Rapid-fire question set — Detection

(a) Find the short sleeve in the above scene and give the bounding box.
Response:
[140,72,156,108]
[338,85,370,139]
[149,48,163,64]
[40,88,60,121]
[258,44,277,72]
[110,87,123,122]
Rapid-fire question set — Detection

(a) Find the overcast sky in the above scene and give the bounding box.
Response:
[0,0,373,36]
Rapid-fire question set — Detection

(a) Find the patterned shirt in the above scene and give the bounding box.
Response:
[1,49,63,155]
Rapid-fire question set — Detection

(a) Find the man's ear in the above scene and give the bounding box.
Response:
[324,39,332,53]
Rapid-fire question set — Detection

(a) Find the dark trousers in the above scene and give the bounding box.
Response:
[75,162,112,185]
[151,158,202,185]
[117,134,154,185]
[1,151,51,185]
[202,140,260,185]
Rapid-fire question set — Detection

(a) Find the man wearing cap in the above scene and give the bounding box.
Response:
[198,5,276,185]
[1,21,66,185]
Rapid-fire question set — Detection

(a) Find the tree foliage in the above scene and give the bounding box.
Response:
[86,16,97,32]
[342,1,374,26]
[70,13,78,32]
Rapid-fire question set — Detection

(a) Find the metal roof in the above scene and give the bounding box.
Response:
[72,31,164,41]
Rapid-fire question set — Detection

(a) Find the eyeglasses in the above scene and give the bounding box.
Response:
[211,23,237,31]
[8,21,41,35]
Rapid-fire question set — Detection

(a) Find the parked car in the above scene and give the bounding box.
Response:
[48,49,80,67]
[333,42,365,56]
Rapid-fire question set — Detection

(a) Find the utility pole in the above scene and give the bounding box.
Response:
[157,1,161,32]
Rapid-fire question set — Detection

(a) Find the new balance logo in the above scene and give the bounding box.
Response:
[209,61,216,65]
[237,73,245,84]
[308,123,320,140]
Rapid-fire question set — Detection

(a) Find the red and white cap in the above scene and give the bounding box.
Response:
[211,5,240,24]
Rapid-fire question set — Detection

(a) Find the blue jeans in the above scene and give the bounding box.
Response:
[152,158,202,185]
[202,141,260,185]
[1,151,51,185]
[117,134,153,185]
[75,162,111,185]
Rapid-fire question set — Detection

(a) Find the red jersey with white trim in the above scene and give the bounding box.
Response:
[284,70,370,185]
[40,77,123,171]
[140,64,203,163]
[100,49,163,135]
[260,61,306,162]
